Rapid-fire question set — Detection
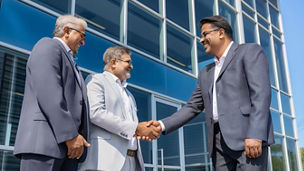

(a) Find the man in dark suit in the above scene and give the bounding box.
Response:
[14,15,90,171]
[146,16,274,170]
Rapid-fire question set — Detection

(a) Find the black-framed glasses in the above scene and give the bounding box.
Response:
[201,28,221,40]
[117,58,132,65]
[70,27,86,40]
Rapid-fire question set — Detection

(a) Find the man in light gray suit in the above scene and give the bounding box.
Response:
[14,15,90,171]
[80,46,160,171]
[146,16,274,170]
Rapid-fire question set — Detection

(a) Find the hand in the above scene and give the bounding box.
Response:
[135,121,161,141]
[244,138,262,158]
[65,134,90,159]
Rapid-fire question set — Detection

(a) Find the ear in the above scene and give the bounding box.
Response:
[219,28,225,39]
[110,58,117,69]
[63,26,70,37]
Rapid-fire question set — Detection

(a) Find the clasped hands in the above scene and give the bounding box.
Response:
[135,120,162,141]
[65,134,90,159]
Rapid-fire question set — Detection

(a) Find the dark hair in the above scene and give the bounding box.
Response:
[199,15,233,40]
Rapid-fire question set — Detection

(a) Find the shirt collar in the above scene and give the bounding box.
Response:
[214,41,234,64]
[104,71,128,88]
[54,37,77,60]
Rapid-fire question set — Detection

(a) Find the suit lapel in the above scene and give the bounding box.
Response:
[216,43,239,81]
[207,63,215,102]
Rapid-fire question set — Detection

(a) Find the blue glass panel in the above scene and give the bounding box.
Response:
[76,32,115,73]
[270,110,281,133]
[75,0,121,40]
[243,0,254,7]
[259,27,275,86]
[269,0,278,7]
[272,27,281,39]
[137,0,158,12]
[197,40,214,71]
[280,93,291,114]
[223,0,235,6]
[242,3,255,18]
[0,150,20,170]
[286,138,298,171]
[219,1,239,42]
[271,89,278,110]
[273,38,288,92]
[258,16,269,29]
[269,5,280,29]
[166,0,190,30]
[256,0,268,19]
[0,0,55,51]
[283,115,294,137]
[167,24,193,73]
[243,16,257,43]
[271,135,286,171]
[30,0,71,14]
[195,0,215,37]
[128,2,161,59]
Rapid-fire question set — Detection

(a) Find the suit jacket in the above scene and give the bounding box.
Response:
[14,37,89,162]
[161,43,275,157]
[79,72,145,171]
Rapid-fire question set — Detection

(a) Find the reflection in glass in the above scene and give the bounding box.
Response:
[194,0,215,37]
[197,40,214,71]
[270,135,286,171]
[137,0,159,12]
[256,0,268,19]
[283,115,294,137]
[156,102,180,166]
[219,1,239,42]
[259,27,275,86]
[30,0,71,14]
[0,150,20,170]
[243,16,257,43]
[280,93,291,114]
[273,38,288,92]
[243,0,254,7]
[258,16,269,29]
[242,3,255,18]
[286,138,298,171]
[270,110,281,133]
[128,2,161,59]
[166,0,190,30]
[167,24,193,73]
[269,5,280,29]
[128,87,152,164]
[75,0,121,40]
[271,89,278,110]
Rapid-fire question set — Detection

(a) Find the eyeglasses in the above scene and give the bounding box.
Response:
[70,27,86,40]
[117,58,132,65]
[201,28,221,40]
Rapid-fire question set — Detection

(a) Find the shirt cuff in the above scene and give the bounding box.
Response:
[158,120,166,132]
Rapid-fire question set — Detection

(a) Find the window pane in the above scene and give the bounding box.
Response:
[256,0,268,19]
[271,89,278,110]
[270,110,281,133]
[280,93,291,114]
[259,27,275,86]
[273,38,288,92]
[269,0,278,7]
[128,87,153,164]
[75,0,121,40]
[258,16,270,29]
[0,150,20,170]
[286,138,298,171]
[243,16,257,43]
[269,5,280,29]
[223,0,235,7]
[242,3,255,18]
[30,0,70,14]
[197,40,214,71]
[194,0,215,37]
[272,27,281,39]
[128,2,161,59]
[137,0,158,12]
[270,135,286,171]
[166,0,190,30]
[283,115,294,137]
[167,24,193,73]
[219,1,239,42]
[243,0,254,7]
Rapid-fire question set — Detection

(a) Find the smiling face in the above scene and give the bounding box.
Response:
[112,53,133,82]
[199,23,222,56]
[63,25,85,54]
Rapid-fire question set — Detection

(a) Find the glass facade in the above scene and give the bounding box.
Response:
[0,0,301,170]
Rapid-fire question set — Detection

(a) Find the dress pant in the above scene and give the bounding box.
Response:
[20,154,78,171]
[212,123,268,171]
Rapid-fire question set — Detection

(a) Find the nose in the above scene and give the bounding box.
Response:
[81,39,85,45]
[199,36,205,44]
[129,63,133,69]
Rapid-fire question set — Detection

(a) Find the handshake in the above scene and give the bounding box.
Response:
[134,121,162,141]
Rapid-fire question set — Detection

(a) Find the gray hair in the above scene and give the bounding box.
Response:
[103,46,131,70]
[53,15,87,37]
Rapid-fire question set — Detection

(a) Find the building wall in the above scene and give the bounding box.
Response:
[0,0,301,170]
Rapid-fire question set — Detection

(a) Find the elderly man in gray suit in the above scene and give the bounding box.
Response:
[80,46,160,171]
[14,15,90,171]
[145,16,275,171]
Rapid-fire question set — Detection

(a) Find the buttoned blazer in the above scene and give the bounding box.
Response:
[79,72,145,171]
[14,37,89,162]
[161,43,275,157]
